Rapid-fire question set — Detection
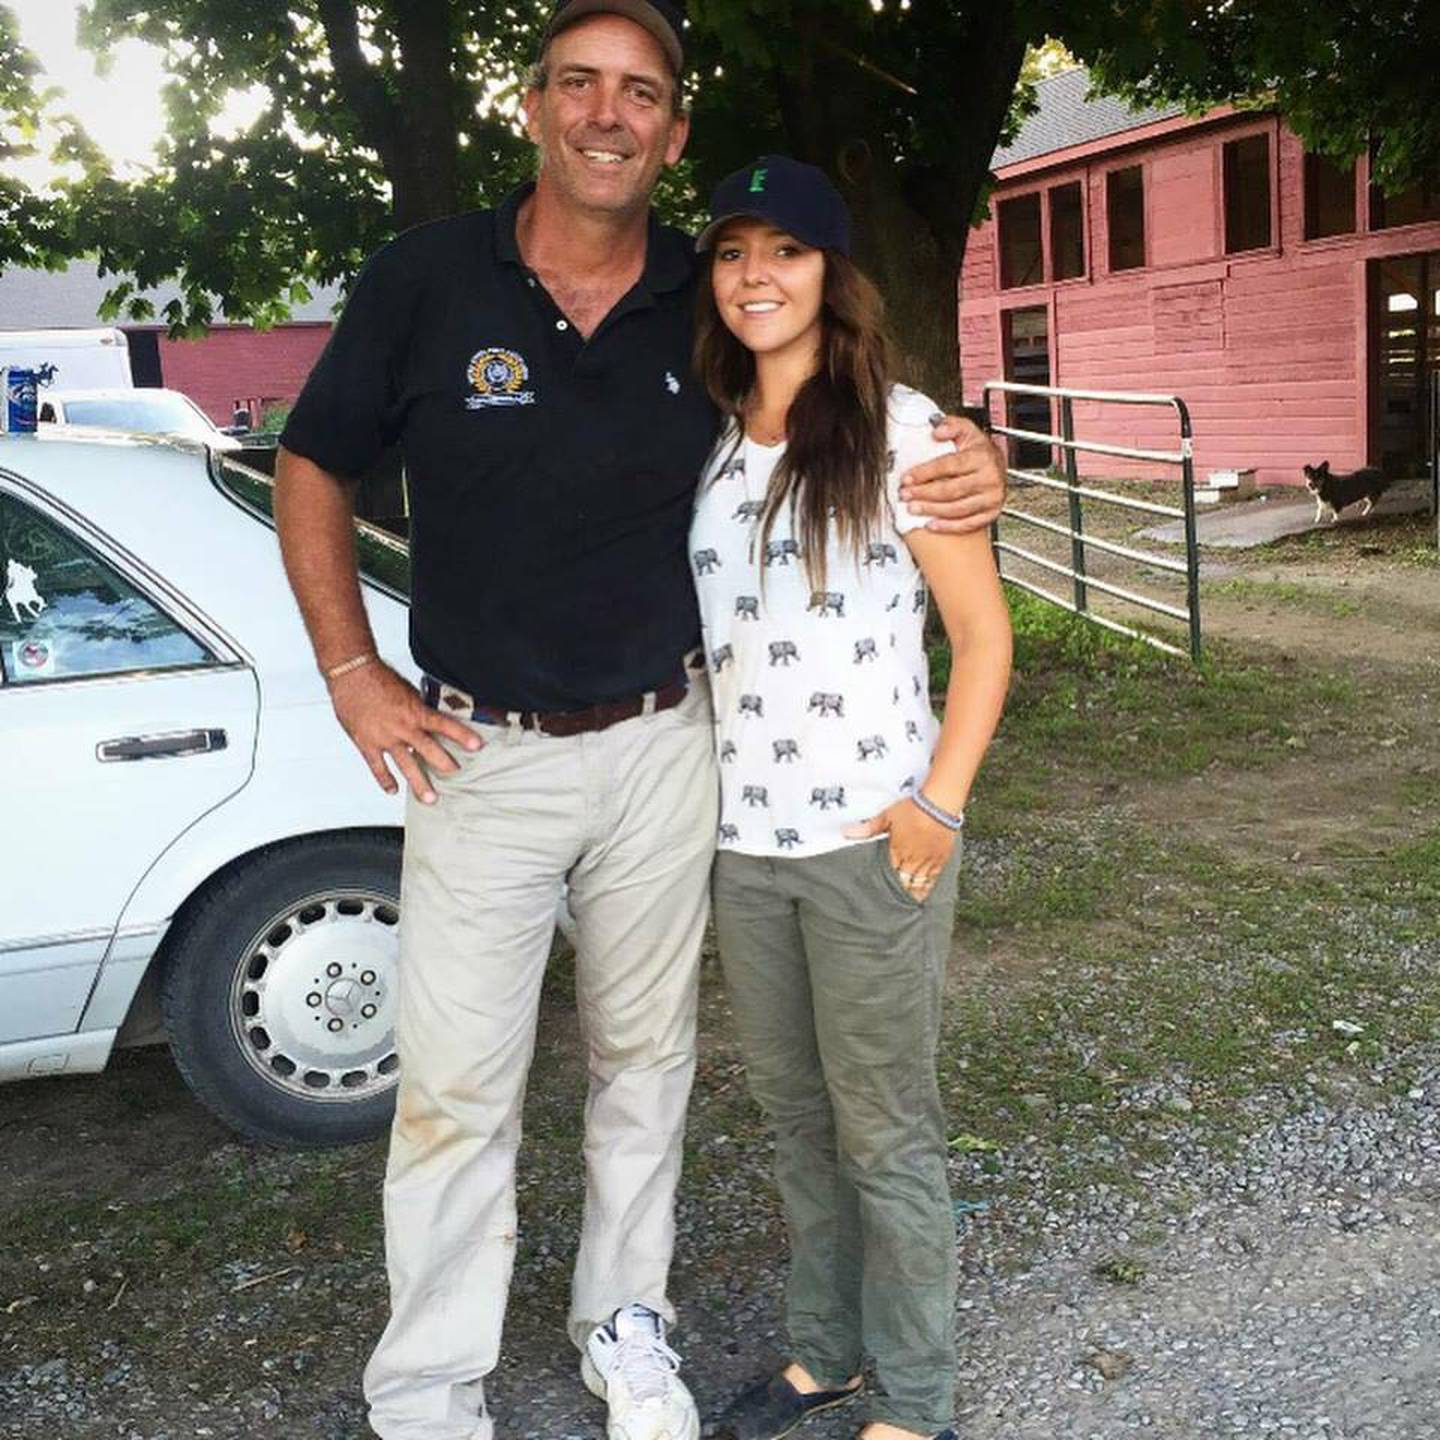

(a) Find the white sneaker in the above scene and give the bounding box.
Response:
[581,1303,700,1440]
[468,1378,494,1440]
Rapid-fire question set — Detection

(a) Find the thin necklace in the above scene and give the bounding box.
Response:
[743,397,787,446]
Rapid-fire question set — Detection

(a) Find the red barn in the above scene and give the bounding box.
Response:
[959,68,1440,487]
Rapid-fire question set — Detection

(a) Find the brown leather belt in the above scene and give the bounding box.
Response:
[421,672,689,737]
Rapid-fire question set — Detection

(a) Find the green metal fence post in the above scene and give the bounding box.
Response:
[1175,398,1202,661]
[982,389,1005,580]
[1060,394,1088,613]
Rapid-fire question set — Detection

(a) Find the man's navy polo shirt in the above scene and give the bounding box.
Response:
[281,184,720,712]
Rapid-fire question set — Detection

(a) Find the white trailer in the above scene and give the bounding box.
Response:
[0,327,133,389]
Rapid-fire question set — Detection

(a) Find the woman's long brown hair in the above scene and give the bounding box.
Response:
[694,249,895,593]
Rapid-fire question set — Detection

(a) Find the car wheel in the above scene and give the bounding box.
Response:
[159,830,402,1148]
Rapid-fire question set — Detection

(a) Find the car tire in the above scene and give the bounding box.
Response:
[159,830,403,1148]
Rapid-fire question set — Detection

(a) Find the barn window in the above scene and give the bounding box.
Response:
[1370,167,1440,230]
[1049,181,1085,281]
[998,192,1043,289]
[1304,153,1356,239]
[1224,134,1272,253]
[1106,165,1145,272]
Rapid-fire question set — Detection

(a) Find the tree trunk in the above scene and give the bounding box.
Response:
[391,0,463,228]
[774,5,1026,407]
[318,0,463,232]
[845,157,969,409]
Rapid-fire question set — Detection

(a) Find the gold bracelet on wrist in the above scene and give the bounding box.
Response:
[323,651,377,683]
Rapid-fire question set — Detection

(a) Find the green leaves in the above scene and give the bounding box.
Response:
[2,0,536,330]
[1,0,1433,340]
[1082,0,1439,191]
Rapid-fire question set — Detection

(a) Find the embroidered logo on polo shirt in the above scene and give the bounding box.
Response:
[665,371,681,394]
[465,347,536,408]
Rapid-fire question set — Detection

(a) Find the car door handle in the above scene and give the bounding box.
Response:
[96,729,228,762]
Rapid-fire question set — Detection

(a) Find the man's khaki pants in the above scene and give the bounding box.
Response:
[364,671,718,1440]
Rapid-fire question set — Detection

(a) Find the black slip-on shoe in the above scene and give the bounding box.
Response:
[703,1371,863,1440]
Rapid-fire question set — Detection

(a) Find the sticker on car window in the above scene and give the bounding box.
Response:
[4,558,48,623]
[12,637,55,678]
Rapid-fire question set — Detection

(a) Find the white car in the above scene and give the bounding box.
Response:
[37,387,245,451]
[0,430,411,1146]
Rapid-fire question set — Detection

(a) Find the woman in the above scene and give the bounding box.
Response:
[690,156,1012,1440]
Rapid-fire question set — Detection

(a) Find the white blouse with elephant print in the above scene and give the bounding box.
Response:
[689,384,950,859]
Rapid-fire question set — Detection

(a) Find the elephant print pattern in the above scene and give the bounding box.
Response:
[689,385,951,857]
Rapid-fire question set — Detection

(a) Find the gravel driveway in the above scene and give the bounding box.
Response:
[946,1072,1440,1439]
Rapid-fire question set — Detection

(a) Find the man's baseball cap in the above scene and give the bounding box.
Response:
[539,0,686,76]
[695,155,852,256]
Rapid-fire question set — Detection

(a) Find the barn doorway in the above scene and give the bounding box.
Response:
[1372,251,1440,477]
[1002,305,1054,469]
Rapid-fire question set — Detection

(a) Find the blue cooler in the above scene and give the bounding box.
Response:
[1,367,39,433]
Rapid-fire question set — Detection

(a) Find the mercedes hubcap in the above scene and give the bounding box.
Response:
[229,890,401,1102]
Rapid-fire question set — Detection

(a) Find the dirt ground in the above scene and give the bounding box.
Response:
[2,504,1436,1440]
[1129,546,1438,861]
[998,490,1438,857]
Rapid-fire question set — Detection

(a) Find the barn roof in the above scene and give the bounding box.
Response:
[0,259,343,330]
[993,66,1187,169]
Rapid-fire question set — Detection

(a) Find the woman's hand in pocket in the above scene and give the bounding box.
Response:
[844,799,955,900]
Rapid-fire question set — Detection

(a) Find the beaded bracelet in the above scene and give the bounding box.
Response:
[911,789,965,832]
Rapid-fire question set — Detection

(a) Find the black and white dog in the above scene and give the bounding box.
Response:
[1302,461,1393,524]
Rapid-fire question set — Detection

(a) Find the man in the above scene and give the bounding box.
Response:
[274,4,1007,1439]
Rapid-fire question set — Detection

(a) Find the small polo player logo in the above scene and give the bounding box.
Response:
[4,559,46,622]
[465,348,535,409]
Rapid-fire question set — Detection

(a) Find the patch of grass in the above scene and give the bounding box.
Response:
[1211,576,1361,618]
[941,819,1440,1206]
[1344,828,1440,913]
[1396,771,1440,810]
[953,591,1358,831]
[0,1145,384,1266]
[1093,1256,1147,1285]
[1257,510,1440,568]
[957,831,1146,933]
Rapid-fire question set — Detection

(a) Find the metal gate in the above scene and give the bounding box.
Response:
[982,381,1203,661]
[1430,369,1439,549]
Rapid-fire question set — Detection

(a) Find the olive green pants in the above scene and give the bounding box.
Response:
[712,838,960,1436]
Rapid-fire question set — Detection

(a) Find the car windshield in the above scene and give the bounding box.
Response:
[61,393,213,437]
[212,458,411,598]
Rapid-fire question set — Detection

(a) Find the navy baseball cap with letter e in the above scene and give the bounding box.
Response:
[541,0,686,75]
[695,155,853,256]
